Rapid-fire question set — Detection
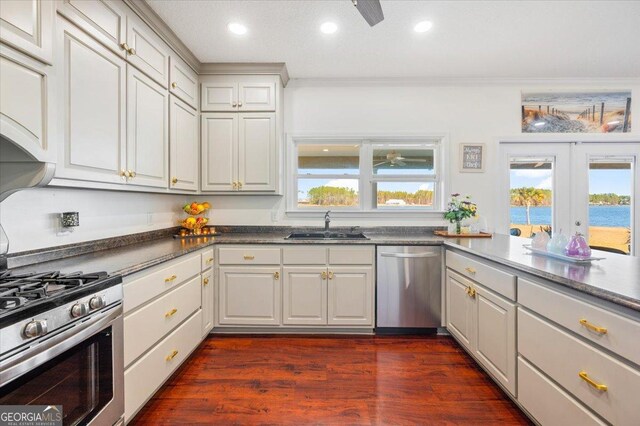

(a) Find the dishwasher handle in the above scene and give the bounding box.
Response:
[380,252,439,259]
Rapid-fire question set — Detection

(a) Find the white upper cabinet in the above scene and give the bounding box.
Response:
[56,0,127,57]
[201,75,277,112]
[0,43,53,162]
[126,66,169,188]
[125,11,170,88]
[169,54,198,109]
[0,0,54,63]
[201,113,236,191]
[238,113,276,191]
[238,81,276,112]
[55,18,127,184]
[169,95,198,191]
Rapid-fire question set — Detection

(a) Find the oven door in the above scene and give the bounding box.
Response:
[0,305,124,426]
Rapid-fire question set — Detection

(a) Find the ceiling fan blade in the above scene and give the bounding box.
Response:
[373,161,388,167]
[403,159,428,163]
[352,0,384,27]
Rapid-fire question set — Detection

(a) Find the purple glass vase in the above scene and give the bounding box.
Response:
[565,233,592,258]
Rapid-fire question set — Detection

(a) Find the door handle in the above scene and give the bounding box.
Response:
[380,252,438,258]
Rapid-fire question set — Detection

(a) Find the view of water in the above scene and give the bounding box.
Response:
[511,205,630,227]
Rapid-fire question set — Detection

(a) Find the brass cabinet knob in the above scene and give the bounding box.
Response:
[203,277,209,285]
[171,82,177,89]
[238,101,243,107]
[273,271,280,280]
[232,181,238,189]
[120,42,130,52]
[321,271,327,280]
[328,271,334,280]
[237,182,243,189]
[232,102,238,107]
[120,169,129,178]
[127,46,136,55]
[128,170,136,178]
[171,177,178,185]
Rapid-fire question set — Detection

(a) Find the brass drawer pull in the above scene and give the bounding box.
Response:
[243,255,255,260]
[328,271,334,280]
[206,257,214,264]
[203,277,209,285]
[579,319,607,334]
[579,371,607,392]
[165,274,177,282]
[273,271,280,280]
[321,271,327,280]
[465,267,476,275]
[166,350,179,361]
[165,308,178,318]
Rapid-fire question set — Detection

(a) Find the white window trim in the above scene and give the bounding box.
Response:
[286,134,450,217]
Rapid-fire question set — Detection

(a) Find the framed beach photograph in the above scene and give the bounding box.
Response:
[521,90,632,133]
[459,143,485,172]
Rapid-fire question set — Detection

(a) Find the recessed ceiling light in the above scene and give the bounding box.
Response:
[414,21,433,33]
[322,148,329,152]
[320,22,338,34]
[228,22,247,35]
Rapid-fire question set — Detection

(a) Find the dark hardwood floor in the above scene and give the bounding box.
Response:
[131,335,530,425]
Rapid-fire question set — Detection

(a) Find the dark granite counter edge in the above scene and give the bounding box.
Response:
[444,241,640,313]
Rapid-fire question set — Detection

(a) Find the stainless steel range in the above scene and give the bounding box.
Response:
[0,270,124,426]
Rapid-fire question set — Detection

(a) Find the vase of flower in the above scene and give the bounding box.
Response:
[444,193,477,234]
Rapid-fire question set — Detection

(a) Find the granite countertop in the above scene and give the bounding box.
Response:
[6,227,639,313]
[444,234,640,313]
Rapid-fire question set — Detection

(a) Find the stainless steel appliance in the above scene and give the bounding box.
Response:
[0,270,124,426]
[376,246,442,332]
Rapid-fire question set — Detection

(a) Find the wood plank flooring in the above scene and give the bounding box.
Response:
[131,335,531,425]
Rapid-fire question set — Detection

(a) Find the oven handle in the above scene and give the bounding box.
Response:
[0,303,122,387]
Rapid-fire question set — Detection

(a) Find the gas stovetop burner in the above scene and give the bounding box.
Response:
[0,270,109,313]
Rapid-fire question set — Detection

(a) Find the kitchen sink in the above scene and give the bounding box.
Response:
[285,231,369,240]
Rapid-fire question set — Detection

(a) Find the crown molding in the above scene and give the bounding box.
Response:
[288,77,640,88]
[200,62,290,86]
[124,0,201,72]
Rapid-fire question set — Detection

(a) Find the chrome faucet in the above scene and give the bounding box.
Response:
[324,211,331,232]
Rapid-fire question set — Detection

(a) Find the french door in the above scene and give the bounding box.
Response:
[499,142,638,255]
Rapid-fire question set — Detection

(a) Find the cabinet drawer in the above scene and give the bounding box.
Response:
[518,309,640,426]
[123,253,200,313]
[446,250,516,300]
[124,309,202,422]
[218,247,281,265]
[518,357,605,426]
[283,247,327,265]
[519,277,640,366]
[328,247,374,265]
[124,275,201,367]
[169,54,197,109]
[201,248,215,270]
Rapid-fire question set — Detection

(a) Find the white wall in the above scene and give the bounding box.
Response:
[201,79,640,229]
[0,187,186,253]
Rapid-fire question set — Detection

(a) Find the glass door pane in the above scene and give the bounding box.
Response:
[587,159,633,254]
[509,158,554,238]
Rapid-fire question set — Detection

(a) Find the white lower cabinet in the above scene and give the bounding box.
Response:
[445,268,516,396]
[124,310,202,422]
[218,266,281,325]
[201,268,214,336]
[282,267,327,325]
[327,266,373,326]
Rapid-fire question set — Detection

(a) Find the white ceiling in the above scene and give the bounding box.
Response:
[148,0,640,79]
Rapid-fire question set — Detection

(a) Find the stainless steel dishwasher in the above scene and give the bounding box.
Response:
[376,245,442,333]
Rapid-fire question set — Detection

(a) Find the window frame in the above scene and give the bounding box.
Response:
[286,134,449,216]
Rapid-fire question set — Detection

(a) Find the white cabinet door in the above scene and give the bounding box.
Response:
[445,271,475,352]
[169,95,198,191]
[126,66,168,188]
[474,286,516,396]
[201,269,214,336]
[0,44,52,162]
[282,267,327,326]
[218,267,281,326]
[0,0,53,63]
[126,12,169,88]
[55,19,127,184]
[201,113,236,191]
[57,0,127,57]
[169,54,197,109]
[327,266,373,326]
[237,113,276,191]
[238,81,276,112]
[201,81,237,112]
